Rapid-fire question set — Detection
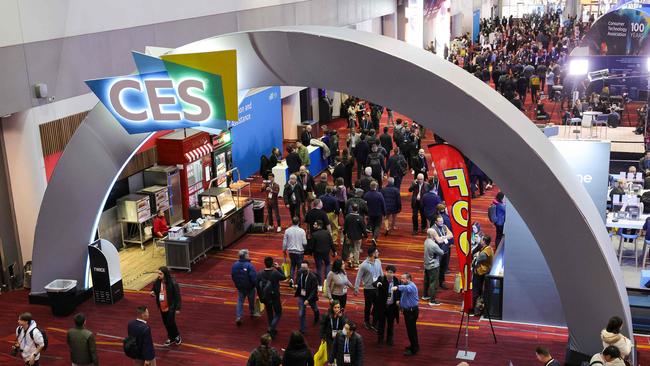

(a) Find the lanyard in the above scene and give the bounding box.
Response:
[435,225,445,237]
[344,337,350,353]
[331,317,339,330]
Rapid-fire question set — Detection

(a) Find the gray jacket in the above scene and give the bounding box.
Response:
[424,238,444,270]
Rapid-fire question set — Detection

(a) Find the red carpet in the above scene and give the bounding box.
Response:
[1,112,648,365]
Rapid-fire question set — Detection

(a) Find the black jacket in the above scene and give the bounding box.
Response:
[127,320,155,361]
[294,270,319,302]
[283,183,304,206]
[411,155,428,175]
[373,275,401,321]
[345,197,368,217]
[286,152,302,174]
[344,213,367,241]
[409,181,430,207]
[333,163,346,183]
[379,133,393,153]
[387,154,407,177]
[298,173,316,196]
[357,175,375,193]
[329,333,364,366]
[152,278,181,311]
[257,267,286,303]
[247,345,281,366]
[320,313,348,342]
[310,228,336,257]
[355,141,370,164]
[282,347,314,366]
[301,131,313,147]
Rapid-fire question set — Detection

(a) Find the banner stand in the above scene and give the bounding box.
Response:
[455,308,476,361]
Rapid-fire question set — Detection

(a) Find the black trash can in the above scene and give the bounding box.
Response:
[253,200,265,224]
[44,279,77,316]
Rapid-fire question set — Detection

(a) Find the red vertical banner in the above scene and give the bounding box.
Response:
[427,143,473,313]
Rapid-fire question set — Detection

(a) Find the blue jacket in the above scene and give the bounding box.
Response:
[381,185,402,215]
[321,193,340,214]
[422,191,441,219]
[494,200,506,226]
[127,319,154,361]
[231,259,257,291]
[363,190,386,217]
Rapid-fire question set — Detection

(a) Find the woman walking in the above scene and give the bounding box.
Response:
[326,259,354,309]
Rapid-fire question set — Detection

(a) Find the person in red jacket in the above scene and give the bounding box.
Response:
[152,210,169,238]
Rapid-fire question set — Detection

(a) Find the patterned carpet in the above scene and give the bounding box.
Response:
[1,112,648,365]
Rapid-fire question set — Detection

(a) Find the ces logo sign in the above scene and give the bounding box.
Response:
[86,51,238,134]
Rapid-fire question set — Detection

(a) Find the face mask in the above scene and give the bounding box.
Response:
[473,226,479,233]
[342,328,348,336]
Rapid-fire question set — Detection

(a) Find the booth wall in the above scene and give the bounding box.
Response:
[282,93,301,141]
[0,122,21,285]
[232,87,283,180]
[503,140,611,326]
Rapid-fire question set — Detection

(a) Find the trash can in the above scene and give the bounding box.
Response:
[44,279,77,316]
[253,200,265,224]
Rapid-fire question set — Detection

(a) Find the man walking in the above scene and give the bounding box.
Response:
[381,177,401,235]
[343,203,367,268]
[423,228,444,306]
[363,181,386,240]
[311,220,336,287]
[387,147,407,191]
[379,126,393,165]
[284,174,304,222]
[294,260,320,333]
[256,256,286,339]
[409,174,429,235]
[283,216,307,287]
[373,265,401,346]
[354,246,383,331]
[262,173,282,232]
[394,273,420,356]
[231,249,260,326]
[127,306,156,366]
[67,313,99,366]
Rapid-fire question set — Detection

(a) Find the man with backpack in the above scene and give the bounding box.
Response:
[257,256,287,339]
[366,144,386,187]
[14,312,46,366]
[488,192,506,247]
[126,306,155,366]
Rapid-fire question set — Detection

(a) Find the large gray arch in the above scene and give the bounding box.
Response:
[33,27,630,356]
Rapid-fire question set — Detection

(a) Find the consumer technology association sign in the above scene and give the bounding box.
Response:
[86,50,238,134]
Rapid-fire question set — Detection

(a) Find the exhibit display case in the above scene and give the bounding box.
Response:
[198,187,236,217]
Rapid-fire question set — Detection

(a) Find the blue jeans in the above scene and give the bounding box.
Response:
[314,253,331,285]
[298,298,320,333]
[289,252,304,282]
[392,175,403,191]
[236,288,256,319]
[265,298,282,332]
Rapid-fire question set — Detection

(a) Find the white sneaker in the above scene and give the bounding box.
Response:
[429,300,441,306]
[267,226,273,231]
[276,226,282,233]
[421,296,431,300]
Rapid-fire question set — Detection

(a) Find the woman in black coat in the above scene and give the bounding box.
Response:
[320,300,347,359]
[150,266,182,345]
[282,331,314,366]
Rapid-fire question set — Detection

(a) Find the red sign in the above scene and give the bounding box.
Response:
[428,143,473,313]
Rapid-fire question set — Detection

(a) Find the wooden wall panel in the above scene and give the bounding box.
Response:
[39,111,89,156]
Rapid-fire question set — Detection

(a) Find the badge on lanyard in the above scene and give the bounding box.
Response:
[268,192,273,199]
[159,293,165,302]
[344,353,351,363]
[301,289,306,297]
[332,330,338,339]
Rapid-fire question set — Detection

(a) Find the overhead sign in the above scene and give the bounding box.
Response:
[581,8,650,56]
[428,143,473,313]
[86,50,237,134]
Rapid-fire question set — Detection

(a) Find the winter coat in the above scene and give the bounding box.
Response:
[381,185,402,215]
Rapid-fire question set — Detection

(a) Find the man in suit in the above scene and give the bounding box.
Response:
[283,174,304,222]
[373,265,401,346]
[408,174,429,235]
[411,149,429,181]
[332,157,346,184]
[127,306,156,366]
[301,125,313,147]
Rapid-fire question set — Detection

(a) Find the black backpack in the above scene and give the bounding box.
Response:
[368,153,382,176]
[256,275,275,302]
[123,335,140,359]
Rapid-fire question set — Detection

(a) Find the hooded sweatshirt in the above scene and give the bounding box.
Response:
[16,321,44,361]
[601,329,633,358]
[589,352,626,366]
